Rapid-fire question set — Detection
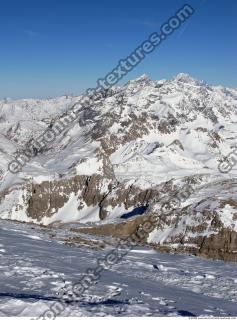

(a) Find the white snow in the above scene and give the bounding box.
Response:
[76,158,103,175]
[0,219,237,317]
[217,204,237,231]
[41,193,100,225]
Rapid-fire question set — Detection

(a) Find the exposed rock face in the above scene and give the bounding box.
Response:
[11,174,159,222]
[145,180,237,261]
[198,230,237,262]
[28,175,100,220]
[0,73,237,262]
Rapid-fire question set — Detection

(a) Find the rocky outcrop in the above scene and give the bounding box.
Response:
[67,179,237,262]
[10,174,160,222]
[198,230,237,262]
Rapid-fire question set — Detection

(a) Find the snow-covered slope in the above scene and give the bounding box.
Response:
[1,219,237,317]
[0,73,237,261]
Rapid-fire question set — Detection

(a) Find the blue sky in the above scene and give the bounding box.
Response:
[0,0,236,99]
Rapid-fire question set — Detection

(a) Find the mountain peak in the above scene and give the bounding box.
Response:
[128,74,150,84]
[136,73,150,81]
[172,73,206,87]
[174,73,195,82]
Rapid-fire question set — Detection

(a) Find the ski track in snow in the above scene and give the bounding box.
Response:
[0,220,237,317]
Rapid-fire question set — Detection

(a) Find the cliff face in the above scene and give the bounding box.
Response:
[1,173,158,223]
[0,73,237,262]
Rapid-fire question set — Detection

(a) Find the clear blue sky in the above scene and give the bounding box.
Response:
[0,0,236,99]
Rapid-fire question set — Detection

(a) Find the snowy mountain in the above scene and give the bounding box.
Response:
[0,73,237,262]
